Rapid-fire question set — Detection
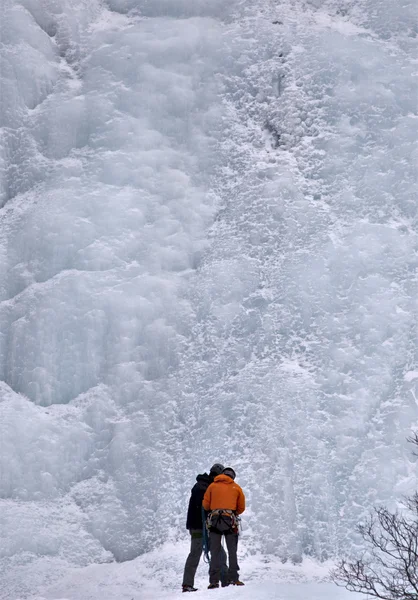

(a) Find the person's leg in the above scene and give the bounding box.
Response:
[225,533,240,582]
[208,531,222,584]
[182,530,203,587]
[220,542,229,586]
[207,531,228,586]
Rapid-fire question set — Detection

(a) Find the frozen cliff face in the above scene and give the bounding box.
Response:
[1,1,225,579]
[180,0,418,559]
[0,0,417,594]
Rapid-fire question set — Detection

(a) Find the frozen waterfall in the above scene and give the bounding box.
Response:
[0,0,417,597]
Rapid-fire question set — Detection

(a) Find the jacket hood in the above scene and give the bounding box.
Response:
[196,472,212,484]
[213,474,235,484]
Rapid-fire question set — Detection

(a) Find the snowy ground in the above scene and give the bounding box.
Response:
[26,540,363,600]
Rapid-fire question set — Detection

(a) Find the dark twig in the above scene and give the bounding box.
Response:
[332,434,418,599]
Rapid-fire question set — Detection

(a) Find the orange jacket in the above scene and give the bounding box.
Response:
[202,474,245,515]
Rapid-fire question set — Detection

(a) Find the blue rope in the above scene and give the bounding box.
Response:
[201,506,210,563]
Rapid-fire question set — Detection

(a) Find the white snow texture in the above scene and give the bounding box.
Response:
[0,0,417,598]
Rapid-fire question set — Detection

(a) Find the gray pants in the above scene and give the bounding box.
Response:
[182,529,228,587]
[209,531,239,584]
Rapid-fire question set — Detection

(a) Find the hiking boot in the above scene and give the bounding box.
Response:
[229,580,245,586]
[182,585,198,592]
[208,582,219,589]
[221,581,230,587]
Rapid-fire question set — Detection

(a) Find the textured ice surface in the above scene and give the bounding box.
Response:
[0,0,417,597]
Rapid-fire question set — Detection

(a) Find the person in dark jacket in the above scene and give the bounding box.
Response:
[182,463,228,593]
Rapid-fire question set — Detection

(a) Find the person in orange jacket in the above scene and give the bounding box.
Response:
[202,467,246,589]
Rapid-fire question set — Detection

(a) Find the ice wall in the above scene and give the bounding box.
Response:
[1,2,226,592]
[179,0,418,559]
[0,0,417,596]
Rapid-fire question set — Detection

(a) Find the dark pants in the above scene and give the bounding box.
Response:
[209,531,239,584]
[182,529,228,587]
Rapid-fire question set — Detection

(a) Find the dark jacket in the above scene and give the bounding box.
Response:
[186,473,213,530]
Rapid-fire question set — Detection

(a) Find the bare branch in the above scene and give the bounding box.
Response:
[332,433,418,599]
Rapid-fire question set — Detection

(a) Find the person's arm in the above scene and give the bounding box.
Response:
[236,487,245,515]
[186,488,197,529]
[202,484,212,511]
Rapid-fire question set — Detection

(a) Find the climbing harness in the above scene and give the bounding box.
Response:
[206,509,240,534]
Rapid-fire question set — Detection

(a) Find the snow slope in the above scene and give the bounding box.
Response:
[23,541,363,600]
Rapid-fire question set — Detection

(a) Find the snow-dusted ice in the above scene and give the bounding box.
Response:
[0,0,417,598]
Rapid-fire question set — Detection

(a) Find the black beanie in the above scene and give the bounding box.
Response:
[210,463,225,476]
